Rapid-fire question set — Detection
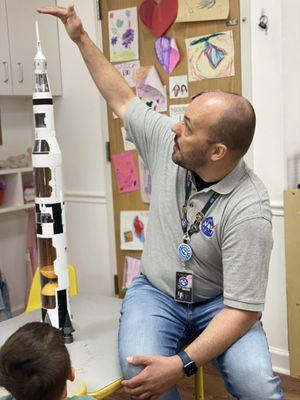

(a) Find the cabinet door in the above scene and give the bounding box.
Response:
[0,0,12,95]
[6,0,62,96]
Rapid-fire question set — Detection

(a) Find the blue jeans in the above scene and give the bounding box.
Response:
[118,275,284,400]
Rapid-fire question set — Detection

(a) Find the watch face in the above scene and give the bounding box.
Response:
[184,361,198,377]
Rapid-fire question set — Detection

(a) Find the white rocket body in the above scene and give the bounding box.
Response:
[32,22,74,342]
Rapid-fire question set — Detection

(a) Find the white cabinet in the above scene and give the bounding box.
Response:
[0,167,34,214]
[0,0,62,96]
[0,0,12,95]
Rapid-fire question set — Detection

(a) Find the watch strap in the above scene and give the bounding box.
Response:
[177,350,198,377]
[177,350,192,366]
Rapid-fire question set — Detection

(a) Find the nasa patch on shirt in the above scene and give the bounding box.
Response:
[200,216,216,239]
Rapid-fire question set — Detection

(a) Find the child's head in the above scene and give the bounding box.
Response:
[0,322,73,400]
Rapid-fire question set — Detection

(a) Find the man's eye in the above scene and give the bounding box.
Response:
[184,121,191,132]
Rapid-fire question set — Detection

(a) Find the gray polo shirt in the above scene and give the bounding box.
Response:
[124,98,273,312]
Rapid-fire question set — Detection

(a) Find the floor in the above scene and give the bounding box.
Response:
[107,365,300,400]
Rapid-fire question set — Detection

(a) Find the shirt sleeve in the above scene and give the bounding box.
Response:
[222,217,273,312]
[124,97,175,174]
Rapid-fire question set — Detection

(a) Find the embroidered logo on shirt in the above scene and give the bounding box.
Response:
[200,216,216,239]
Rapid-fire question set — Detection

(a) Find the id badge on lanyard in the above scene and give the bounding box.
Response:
[175,171,220,304]
[175,270,194,303]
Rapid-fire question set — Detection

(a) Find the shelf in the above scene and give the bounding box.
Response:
[0,168,34,212]
[0,203,35,215]
[0,167,33,175]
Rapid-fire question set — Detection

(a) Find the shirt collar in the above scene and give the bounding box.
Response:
[200,159,246,195]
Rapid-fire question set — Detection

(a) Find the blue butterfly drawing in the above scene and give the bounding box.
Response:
[190,33,227,69]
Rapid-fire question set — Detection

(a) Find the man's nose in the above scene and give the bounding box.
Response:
[171,121,183,136]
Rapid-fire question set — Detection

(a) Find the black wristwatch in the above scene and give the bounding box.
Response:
[177,350,198,377]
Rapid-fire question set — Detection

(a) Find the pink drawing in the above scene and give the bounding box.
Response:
[112,151,140,194]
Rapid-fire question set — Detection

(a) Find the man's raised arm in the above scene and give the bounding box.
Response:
[38,6,135,120]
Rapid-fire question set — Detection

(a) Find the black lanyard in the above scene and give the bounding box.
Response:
[181,171,220,243]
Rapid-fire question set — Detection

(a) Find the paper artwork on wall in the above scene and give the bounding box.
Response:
[185,31,235,82]
[176,0,229,22]
[109,7,139,62]
[122,256,141,290]
[139,0,178,37]
[155,37,180,73]
[169,75,189,99]
[169,104,189,123]
[120,210,149,250]
[138,156,151,203]
[135,66,167,112]
[115,61,141,87]
[121,127,136,151]
[112,151,140,194]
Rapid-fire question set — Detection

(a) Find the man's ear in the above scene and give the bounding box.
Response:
[67,367,75,382]
[210,143,227,161]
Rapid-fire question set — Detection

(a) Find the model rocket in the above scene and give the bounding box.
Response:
[32,22,74,343]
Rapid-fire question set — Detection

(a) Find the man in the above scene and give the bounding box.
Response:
[38,6,284,400]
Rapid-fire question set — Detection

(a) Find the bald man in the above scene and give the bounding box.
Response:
[38,6,284,400]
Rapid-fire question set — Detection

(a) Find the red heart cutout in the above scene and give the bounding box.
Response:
[139,0,178,37]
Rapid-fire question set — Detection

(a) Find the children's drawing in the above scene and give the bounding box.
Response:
[121,127,136,151]
[155,37,180,74]
[135,66,167,112]
[122,256,141,290]
[115,61,141,87]
[120,211,149,250]
[109,7,139,62]
[185,31,235,82]
[112,151,140,194]
[176,0,229,22]
[139,0,178,36]
[169,75,189,99]
[169,104,189,123]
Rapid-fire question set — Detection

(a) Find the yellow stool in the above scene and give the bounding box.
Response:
[88,379,123,399]
[87,368,204,400]
[68,379,87,397]
[195,366,205,400]
[25,264,78,313]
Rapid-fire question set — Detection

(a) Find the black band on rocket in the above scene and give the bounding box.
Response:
[33,98,53,105]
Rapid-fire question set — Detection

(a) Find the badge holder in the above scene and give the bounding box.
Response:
[175,270,193,303]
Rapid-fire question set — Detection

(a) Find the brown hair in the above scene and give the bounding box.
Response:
[0,322,71,400]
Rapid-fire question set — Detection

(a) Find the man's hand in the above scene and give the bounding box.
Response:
[122,354,184,400]
[37,6,84,44]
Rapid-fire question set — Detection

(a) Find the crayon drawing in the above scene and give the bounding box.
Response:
[120,211,149,250]
[122,256,141,289]
[109,7,139,62]
[185,31,235,82]
[115,61,140,87]
[135,66,167,112]
[176,0,229,22]
[112,151,140,194]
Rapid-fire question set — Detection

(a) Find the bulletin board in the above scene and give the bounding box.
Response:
[100,0,242,297]
[284,190,300,378]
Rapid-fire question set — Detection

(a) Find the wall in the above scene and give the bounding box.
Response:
[282,0,300,189]
[247,0,289,374]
